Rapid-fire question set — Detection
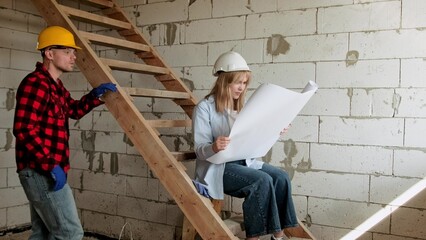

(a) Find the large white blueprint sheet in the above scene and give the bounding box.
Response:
[207,80,319,164]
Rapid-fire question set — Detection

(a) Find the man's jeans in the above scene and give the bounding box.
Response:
[19,168,84,240]
[223,161,298,238]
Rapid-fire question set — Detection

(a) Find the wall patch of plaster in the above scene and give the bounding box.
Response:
[81,131,96,171]
[95,153,104,173]
[267,34,290,56]
[182,78,195,91]
[346,50,359,66]
[110,153,119,175]
[392,92,401,117]
[6,89,15,111]
[4,129,12,151]
[165,23,177,46]
[281,139,297,179]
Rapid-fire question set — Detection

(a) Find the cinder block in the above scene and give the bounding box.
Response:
[308,197,389,233]
[125,176,158,201]
[391,207,426,239]
[241,39,266,64]
[82,210,125,238]
[61,71,88,92]
[0,30,38,53]
[311,143,393,175]
[301,88,350,116]
[246,10,316,39]
[82,171,126,195]
[394,149,426,178]
[212,0,276,18]
[0,208,5,228]
[7,168,20,187]
[308,224,372,240]
[185,17,246,43]
[405,118,426,148]
[10,50,40,71]
[92,112,122,132]
[317,60,400,88]
[6,204,30,227]
[0,68,35,89]
[94,132,127,154]
[278,0,352,10]
[117,154,149,178]
[123,218,175,239]
[271,34,348,62]
[0,9,28,32]
[395,89,426,117]
[206,40,242,66]
[75,190,117,215]
[318,2,400,33]
[0,169,6,188]
[370,176,425,208]
[280,116,319,143]
[188,0,211,20]
[135,0,187,25]
[156,44,207,67]
[117,196,167,223]
[184,66,215,90]
[351,89,396,117]
[250,62,315,89]
[0,187,27,208]
[401,59,426,87]
[292,172,369,201]
[266,141,310,173]
[0,149,15,168]
[0,49,10,68]
[165,203,182,226]
[320,116,404,146]
[153,98,185,113]
[402,0,426,28]
[351,30,426,59]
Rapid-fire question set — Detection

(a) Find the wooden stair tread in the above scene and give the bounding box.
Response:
[122,87,191,99]
[80,31,151,52]
[78,0,114,8]
[60,4,131,30]
[100,58,170,75]
[147,119,191,128]
[171,151,196,162]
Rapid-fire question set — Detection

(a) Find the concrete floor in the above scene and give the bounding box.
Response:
[0,230,103,240]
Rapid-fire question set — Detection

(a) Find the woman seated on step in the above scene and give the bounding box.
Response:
[192,51,298,240]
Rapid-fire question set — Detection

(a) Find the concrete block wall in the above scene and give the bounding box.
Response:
[1,0,425,240]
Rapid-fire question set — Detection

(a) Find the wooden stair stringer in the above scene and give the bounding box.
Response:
[29,0,237,239]
[98,3,197,117]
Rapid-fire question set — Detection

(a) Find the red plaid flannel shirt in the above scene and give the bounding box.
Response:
[13,62,103,174]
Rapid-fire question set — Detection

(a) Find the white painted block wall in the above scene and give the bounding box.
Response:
[0,0,425,239]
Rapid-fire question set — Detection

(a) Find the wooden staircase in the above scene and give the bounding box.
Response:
[30,0,315,239]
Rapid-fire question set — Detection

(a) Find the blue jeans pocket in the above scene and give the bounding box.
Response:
[19,168,50,202]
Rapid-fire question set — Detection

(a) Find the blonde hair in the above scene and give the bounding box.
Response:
[205,71,251,113]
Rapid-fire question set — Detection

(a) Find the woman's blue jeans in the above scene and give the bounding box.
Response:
[223,160,298,238]
[18,168,84,240]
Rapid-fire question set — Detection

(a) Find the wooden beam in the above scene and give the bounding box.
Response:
[147,119,191,128]
[75,0,114,8]
[101,58,170,75]
[80,31,151,52]
[60,4,131,30]
[122,87,190,99]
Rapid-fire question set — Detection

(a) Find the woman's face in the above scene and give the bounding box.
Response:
[229,75,248,99]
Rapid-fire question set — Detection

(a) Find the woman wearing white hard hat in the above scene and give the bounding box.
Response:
[192,51,298,240]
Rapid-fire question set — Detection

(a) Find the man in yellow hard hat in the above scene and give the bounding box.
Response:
[13,25,117,239]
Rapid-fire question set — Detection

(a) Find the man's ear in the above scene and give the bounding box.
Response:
[44,49,54,60]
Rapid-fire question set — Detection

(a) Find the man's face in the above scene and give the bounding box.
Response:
[46,47,77,73]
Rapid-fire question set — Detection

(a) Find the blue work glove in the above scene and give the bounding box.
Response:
[90,83,117,98]
[51,165,66,191]
[192,180,211,199]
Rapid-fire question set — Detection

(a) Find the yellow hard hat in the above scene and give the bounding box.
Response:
[37,26,81,50]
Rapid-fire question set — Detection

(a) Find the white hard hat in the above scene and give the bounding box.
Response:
[212,51,250,76]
